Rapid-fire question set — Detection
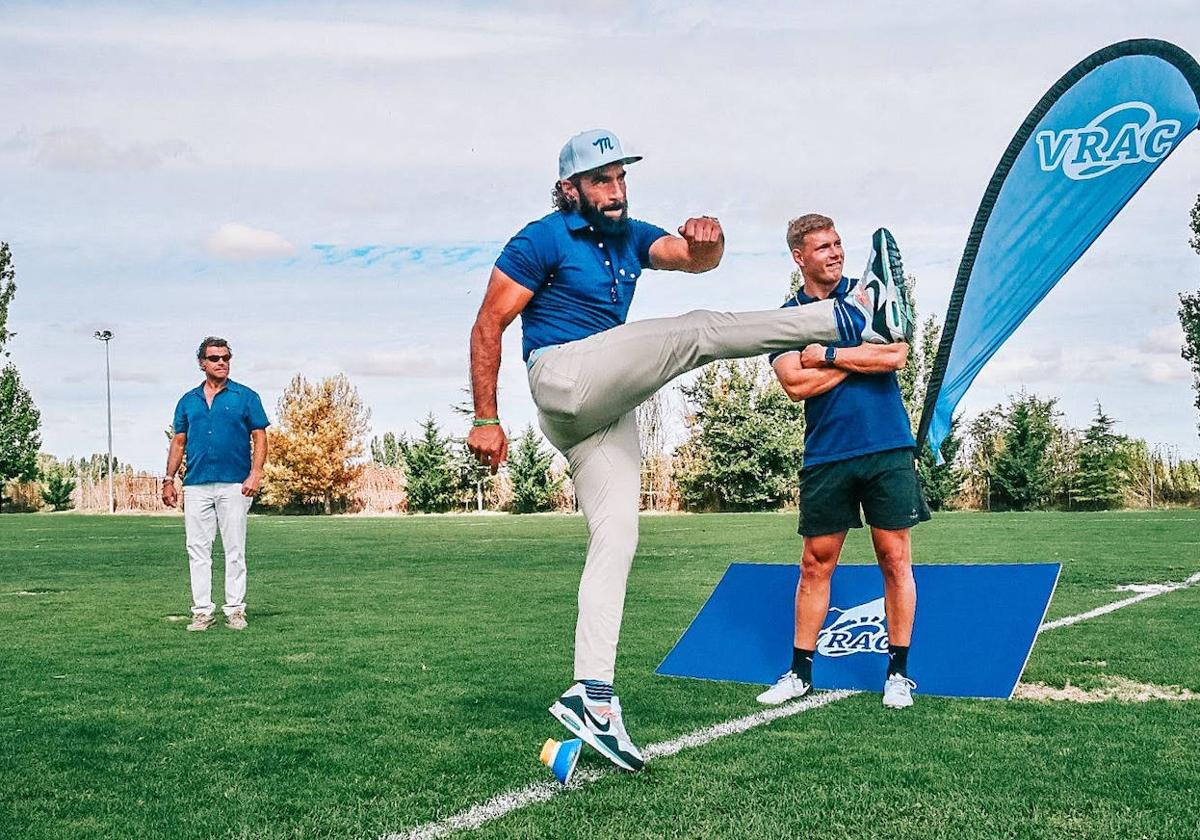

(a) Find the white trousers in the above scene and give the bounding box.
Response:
[184,482,253,617]
[528,303,843,682]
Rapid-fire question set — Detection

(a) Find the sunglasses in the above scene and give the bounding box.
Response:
[204,354,232,363]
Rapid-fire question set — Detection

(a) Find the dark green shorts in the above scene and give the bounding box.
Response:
[799,447,932,537]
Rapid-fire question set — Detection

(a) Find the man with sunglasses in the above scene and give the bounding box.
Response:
[467,129,910,772]
[163,337,270,632]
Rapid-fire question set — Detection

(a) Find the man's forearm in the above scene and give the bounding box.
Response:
[831,343,907,374]
[470,320,502,418]
[775,357,849,401]
[251,431,267,474]
[165,439,184,479]
[684,237,724,273]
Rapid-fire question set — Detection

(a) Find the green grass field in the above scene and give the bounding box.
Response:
[2,511,1199,839]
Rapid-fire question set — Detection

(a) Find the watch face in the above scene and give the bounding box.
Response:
[825,346,836,364]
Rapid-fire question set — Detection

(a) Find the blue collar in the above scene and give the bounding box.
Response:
[795,276,853,304]
[561,210,590,232]
[188,379,245,399]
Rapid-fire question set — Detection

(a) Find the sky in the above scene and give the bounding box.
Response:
[2,1,1199,472]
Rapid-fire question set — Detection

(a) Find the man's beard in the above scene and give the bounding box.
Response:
[578,192,629,235]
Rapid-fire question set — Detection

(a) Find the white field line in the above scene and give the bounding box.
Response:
[1039,570,1200,631]
[380,691,852,840]
[383,569,1200,840]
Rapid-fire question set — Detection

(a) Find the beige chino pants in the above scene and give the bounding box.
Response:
[527,302,843,682]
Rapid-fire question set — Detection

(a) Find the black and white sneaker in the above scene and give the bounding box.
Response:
[549,683,645,772]
[755,671,813,705]
[845,227,913,344]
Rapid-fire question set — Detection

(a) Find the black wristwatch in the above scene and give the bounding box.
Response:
[824,346,837,367]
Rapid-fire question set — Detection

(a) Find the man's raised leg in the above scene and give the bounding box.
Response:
[533,302,848,447]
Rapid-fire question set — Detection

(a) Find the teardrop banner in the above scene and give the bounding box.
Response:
[917,39,1200,460]
[656,562,1060,699]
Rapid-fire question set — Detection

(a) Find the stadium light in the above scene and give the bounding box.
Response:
[93,330,114,514]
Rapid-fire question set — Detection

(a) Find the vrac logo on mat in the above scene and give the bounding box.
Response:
[1036,101,1182,180]
[817,596,889,657]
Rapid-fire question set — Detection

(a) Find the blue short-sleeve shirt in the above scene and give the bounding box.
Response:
[494,210,670,360]
[172,380,270,485]
[770,278,916,466]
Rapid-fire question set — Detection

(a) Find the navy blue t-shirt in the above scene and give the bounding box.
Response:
[494,210,669,360]
[769,278,915,466]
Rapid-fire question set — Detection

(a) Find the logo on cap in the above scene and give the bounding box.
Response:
[593,136,614,154]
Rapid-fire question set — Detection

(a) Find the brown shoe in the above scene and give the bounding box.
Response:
[226,610,247,630]
[187,612,216,632]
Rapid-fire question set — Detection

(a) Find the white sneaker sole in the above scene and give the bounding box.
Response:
[548,700,639,772]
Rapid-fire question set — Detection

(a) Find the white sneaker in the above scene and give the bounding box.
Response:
[549,683,644,771]
[187,612,216,632]
[882,673,916,709]
[226,610,247,630]
[845,227,912,344]
[756,671,813,705]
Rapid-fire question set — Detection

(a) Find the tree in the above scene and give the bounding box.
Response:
[1180,290,1200,440]
[40,467,76,511]
[507,425,563,514]
[370,431,403,467]
[917,414,965,510]
[262,373,370,513]
[1070,403,1127,510]
[449,385,495,512]
[987,393,1062,511]
[0,363,41,512]
[637,390,672,511]
[1190,192,1200,255]
[398,415,458,513]
[674,359,805,511]
[0,243,15,355]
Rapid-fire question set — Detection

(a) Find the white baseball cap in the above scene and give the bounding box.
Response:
[558,129,643,180]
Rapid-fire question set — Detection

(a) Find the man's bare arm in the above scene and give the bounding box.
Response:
[468,267,534,471]
[243,428,267,497]
[800,342,908,374]
[648,217,725,273]
[162,432,186,507]
[773,353,849,401]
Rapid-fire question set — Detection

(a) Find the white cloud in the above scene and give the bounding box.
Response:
[1141,323,1186,355]
[21,128,197,172]
[1143,359,1192,384]
[2,12,567,64]
[339,349,463,380]
[205,223,296,261]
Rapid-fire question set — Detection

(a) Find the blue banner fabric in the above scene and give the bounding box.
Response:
[656,562,1060,699]
[919,40,1200,459]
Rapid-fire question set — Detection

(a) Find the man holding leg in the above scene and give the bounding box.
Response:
[163,337,269,632]
[756,215,929,710]
[467,132,910,771]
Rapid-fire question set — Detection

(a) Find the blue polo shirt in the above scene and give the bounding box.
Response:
[172,380,270,486]
[495,210,670,360]
[770,278,915,466]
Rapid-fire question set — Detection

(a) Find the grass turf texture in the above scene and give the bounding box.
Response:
[0,511,1197,839]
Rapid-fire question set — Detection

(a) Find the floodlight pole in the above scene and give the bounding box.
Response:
[94,330,115,514]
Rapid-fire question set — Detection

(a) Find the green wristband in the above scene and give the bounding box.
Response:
[472,418,501,427]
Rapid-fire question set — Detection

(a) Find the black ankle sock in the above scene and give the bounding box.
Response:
[791,648,814,683]
[887,644,909,678]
